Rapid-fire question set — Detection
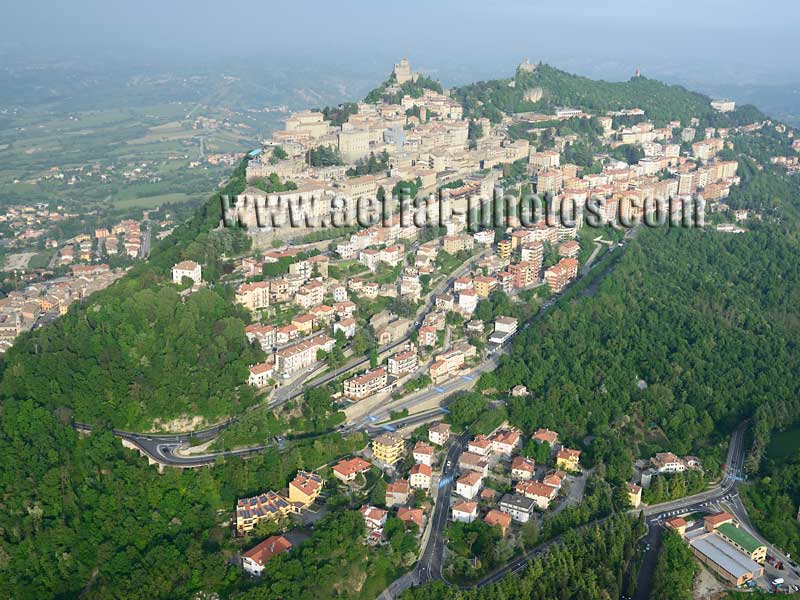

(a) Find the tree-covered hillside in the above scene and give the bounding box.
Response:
[0,158,257,430]
[453,63,765,126]
[1,283,264,429]
[478,217,800,470]
[401,514,644,600]
[0,397,365,598]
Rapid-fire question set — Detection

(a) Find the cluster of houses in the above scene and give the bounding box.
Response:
[353,430,443,545]
[93,218,145,259]
[451,427,582,528]
[0,263,125,354]
[0,202,78,250]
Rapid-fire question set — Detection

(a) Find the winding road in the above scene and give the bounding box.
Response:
[378,419,750,599]
[72,249,486,466]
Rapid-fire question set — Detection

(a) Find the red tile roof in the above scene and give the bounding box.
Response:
[242,535,292,566]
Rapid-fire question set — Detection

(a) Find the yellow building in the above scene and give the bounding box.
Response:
[497,238,512,260]
[473,276,496,298]
[288,471,324,507]
[373,433,406,465]
[627,482,642,508]
[235,491,294,533]
[556,448,581,471]
[291,314,315,336]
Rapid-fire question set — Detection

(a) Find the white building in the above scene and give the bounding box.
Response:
[409,463,432,490]
[248,362,274,387]
[241,535,292,577]
[456,471,484,499]
[451,501,478,523]
[428,423,451,446]
[412,441,435,466]
[499,493,535,523]
[172,260,202,285]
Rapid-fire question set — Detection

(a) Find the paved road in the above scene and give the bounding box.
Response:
[81,234,618,468]
[377,421,749,598]
[631,421,748,600]
[139,226,152,259]
[77,250,486,467]
[417,432,470,584]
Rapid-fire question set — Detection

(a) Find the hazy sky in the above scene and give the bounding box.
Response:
[2,0,799,86]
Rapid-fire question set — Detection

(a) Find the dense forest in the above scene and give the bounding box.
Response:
[0,159,259,430]
[648,530,698,600]
[477,220,800,476]
[1,284,264,429]
[0,400,366,598]
[452,63,765,127]
[400,514,644,600]
[741,448,800,560]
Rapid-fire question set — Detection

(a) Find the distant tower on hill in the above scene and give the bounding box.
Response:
[393,58,412,84]
[634,68,642,78]
[518,58,537,73]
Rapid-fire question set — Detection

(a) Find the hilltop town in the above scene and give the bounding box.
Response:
[144,59,800,595]
[4,56,800,600]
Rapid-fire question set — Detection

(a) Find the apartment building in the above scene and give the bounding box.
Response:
[496,238,512,260]
[473,276,497,298]
[288,471,324,507]
[387,349,419,376]
[274,334,335,377]
[235,491,294,533]
[499,493,535,523]
[372,433,406,465]
[295,280,325,309]
[544,258,578,293]
[428,423,451,446]
[558,240,580,259]
[529,150,560,172]
[236,281,270,311]
[343,367,388,400]
[443,235,474,254]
